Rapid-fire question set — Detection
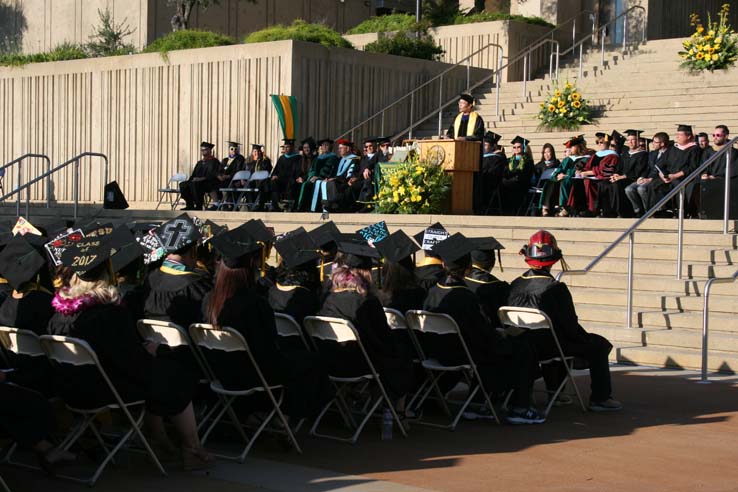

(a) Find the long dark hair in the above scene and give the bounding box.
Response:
[206,259,256,325]
[379,258,417,305]
[540,143,557,162]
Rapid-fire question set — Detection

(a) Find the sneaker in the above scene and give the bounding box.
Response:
[589,398,623,412]
[506,407,546,425]
[462,406,496,421]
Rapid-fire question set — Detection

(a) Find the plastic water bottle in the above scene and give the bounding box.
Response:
[381,407,393,440]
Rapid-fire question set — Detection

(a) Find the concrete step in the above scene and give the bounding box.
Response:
[645,328,738,353]
[569,287,738,314]
[615,345,738,373]
[638,309,738,333]
[477,101,738,119]
[540,254,736,278]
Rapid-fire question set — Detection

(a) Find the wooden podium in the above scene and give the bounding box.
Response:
[417,139,480,215]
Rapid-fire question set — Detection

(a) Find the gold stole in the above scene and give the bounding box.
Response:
[453,111,479,138]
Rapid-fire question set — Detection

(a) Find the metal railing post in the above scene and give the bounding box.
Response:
[437,75,444,136]
[626,232,635,328]
[409,93,415,140]
[572,21,576,49]
[45,157,51,208]
[25,186,30,218]
[73,159,79,220]
[601,29,606,66]
[579,44,584,78]
[466,60,470,90]
[724,151,731,234]
[556,44,560,80]
[15,161,21,217]
[676,188,685,279]
[381,111,385,137]
[623,15,628,51]
[522,56,527,97]
[701,279,714,383]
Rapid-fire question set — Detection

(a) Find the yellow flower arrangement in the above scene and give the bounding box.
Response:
[375,156,451,214]
[680,4,737,71]
[536,80,591,130]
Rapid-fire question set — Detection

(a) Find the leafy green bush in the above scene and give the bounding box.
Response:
[347,14,425,34]
[244,20,353,49]
[86,8,137,57]
[423,0,460,27]
[364,32,444,60]
[143,30,236,54]
[0,43,89,67]
[453,12,554,28]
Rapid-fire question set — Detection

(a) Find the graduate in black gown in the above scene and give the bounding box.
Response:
[446,93,485,141]
[599,130,649,217]
[143,214,212,328]
[204,227,332,421]
[213,141,247,207]
[413,223,450,292]
[645,124,700,214]
[465,236,509,327]
[474,132,507,215]
[180,141,221,211]
[501,136,534,215]
[376,230,426,314]
[268,139,303,211]
[507,230,622,412]
[47,233,211,470]
[352,137,381,211]
[307,221,342,300]
[422,233,544,424]
[110,226,147,322]
[319,241,413,404]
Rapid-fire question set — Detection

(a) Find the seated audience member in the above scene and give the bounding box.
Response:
[625,132,670,216]
[143,214,212,328]
[697,132,711,160]
[376,230,426,314]
[268,139,302,211]
[307,221,342,296]
[377,137,393,163]
[568,132,620,217]
[110,226,147,322]
[475,131,506,215]
[213,141,246,209]
[540,136,588,217]
[204,227,331,421]
[49,235,210,469]
[507,230,622,412]
[701,125,737,178]
[180,141,220,211]
[609,130,626,155]
[351,137,380,211]
[244,144,273,174]
[465,236,508,326]
[534,143,560,183]
[600,129,649,218]
[320,139,360,213]
[298,137,317,188]
[645,124,700,215]
[298,139,339,212]
[413,223,450,292]
[423,233,544,424]
[319,241,413,412]
[500,136,534,215]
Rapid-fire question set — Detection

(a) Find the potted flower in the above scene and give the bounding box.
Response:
[679,3,737,72]
[536,81,592,131]
[374,156,451,214]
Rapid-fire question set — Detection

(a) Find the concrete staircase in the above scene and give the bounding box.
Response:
[414,38,738,150]
[5,206,737,374]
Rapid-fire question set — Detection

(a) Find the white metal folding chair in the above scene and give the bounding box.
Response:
[38,335,167,486]
[218,170,251,210]
[274,313,312,351]
[524,167,556,216]
[238,170,270,211]
[156,173,187,210]
[0,474,9,492]
[188,323,301,462]
[497,306,587,416]
[404,310,499,430]
[303,316,407,444]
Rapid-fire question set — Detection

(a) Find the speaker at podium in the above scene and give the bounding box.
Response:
[416,138,480,215]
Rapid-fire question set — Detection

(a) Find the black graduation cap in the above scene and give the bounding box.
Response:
[338,232,367,244]
[595,132,610,141]
[0,232,13,250]
[282,139,295,145]
[227,141,241,148]
[275,228,321,269]
[61,236,113,279]
[153,214,202,253]
[511,136,530,147]
[237,219,274,244]
[431,233,473,268]
[309,222,341,250]
[210,229,262,269]
[565,135,586,147]
[469,236,505,270]
[200,141,215,149]
[363,136,378,145]
[483,131,502,145]
[624,129,643,138]
[200,219,227,243]
[0,235,48,290]
[251,144,263,152]
[377,136,391,145]
[317,138,334,146]
[458,93,474,104]
[39,219,72,239]
[337,241,380,270]
[677,124,693,133]
[413,222,449,251]
[375,230,419,263]
[356,220,390,244]
[301,137,317,148]
[109,226,145,273]
[610,130,626,147]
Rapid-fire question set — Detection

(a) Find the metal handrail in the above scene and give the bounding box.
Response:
[701,269,738,382]
[0,152,109,219]
[0,154,52,215]
[557,137,738,330]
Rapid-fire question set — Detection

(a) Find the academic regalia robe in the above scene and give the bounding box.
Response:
[221,154,246,177]
[47,303,197,416]
[539,155,587,210]
[598,150,648,217]
[414,258,446,292]
[268,282,320,333]
[143,263,212,329]
[179,156,221,209]
[319,290,413,398]
[269,153,302,209]
[474,152,507,214]
[245,157,273,174]
[507,269,614,401]
[0,280,11,307]
[645,144,700,210]
[322,154,360,212]
[567,150,619,214]
[352,153,380,207]
[446,112,485,140]
[298,152,339,211]
[0,383,53,449]
[464,267,510,327]
[119,282,146,323]
[500,155,534,215]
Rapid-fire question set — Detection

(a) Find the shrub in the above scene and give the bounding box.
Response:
[347,14,426,34]
[86,8,137,57]
[364,32,444,60]
[453,12,554,28]
[143,29,236,54]
[244,20,353,49]
[0,43,89,67]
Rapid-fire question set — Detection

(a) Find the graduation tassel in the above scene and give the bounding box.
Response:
[259,242,267,278]
[319,252,325,282]
[497,250,503,273]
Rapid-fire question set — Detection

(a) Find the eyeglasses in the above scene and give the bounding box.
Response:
[513,145,522,149]
[713,133,726,137]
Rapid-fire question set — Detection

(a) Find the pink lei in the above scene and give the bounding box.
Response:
[51,292,100,316]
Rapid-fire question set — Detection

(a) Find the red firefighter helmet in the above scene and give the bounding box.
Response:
[520,229,562,268]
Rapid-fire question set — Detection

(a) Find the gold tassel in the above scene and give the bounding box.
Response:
[258,242,267,278]
[319,253,325,282]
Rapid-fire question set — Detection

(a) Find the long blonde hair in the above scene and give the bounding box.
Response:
[60,269,121,305]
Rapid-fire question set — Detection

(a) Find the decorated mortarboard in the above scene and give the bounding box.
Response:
[210,228,262,269]
[356,221,390,244]
[135,230,167,265]
[0,235,48,290]
[60,236,113,279]
[624,129,643,137]
[317,138,334,146]
[375,230,419,263]
[83,223,115,239]
[200,141,215,149]
[431,232,473,267]
[511,135,530,147]
[677,124,693,133]
[44,228,85,266]
[458,93,474,104]
[199,219,227,244]
[227,141,241,147]
[153,213,202,253]
[275,228,321,269]
[109,226,145,273]
[309,221,341,250]
[337,241,380,270]
[11,217,42,237]
[413,222,449,251]
[483,131,502,145]
[469,236,505,271]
